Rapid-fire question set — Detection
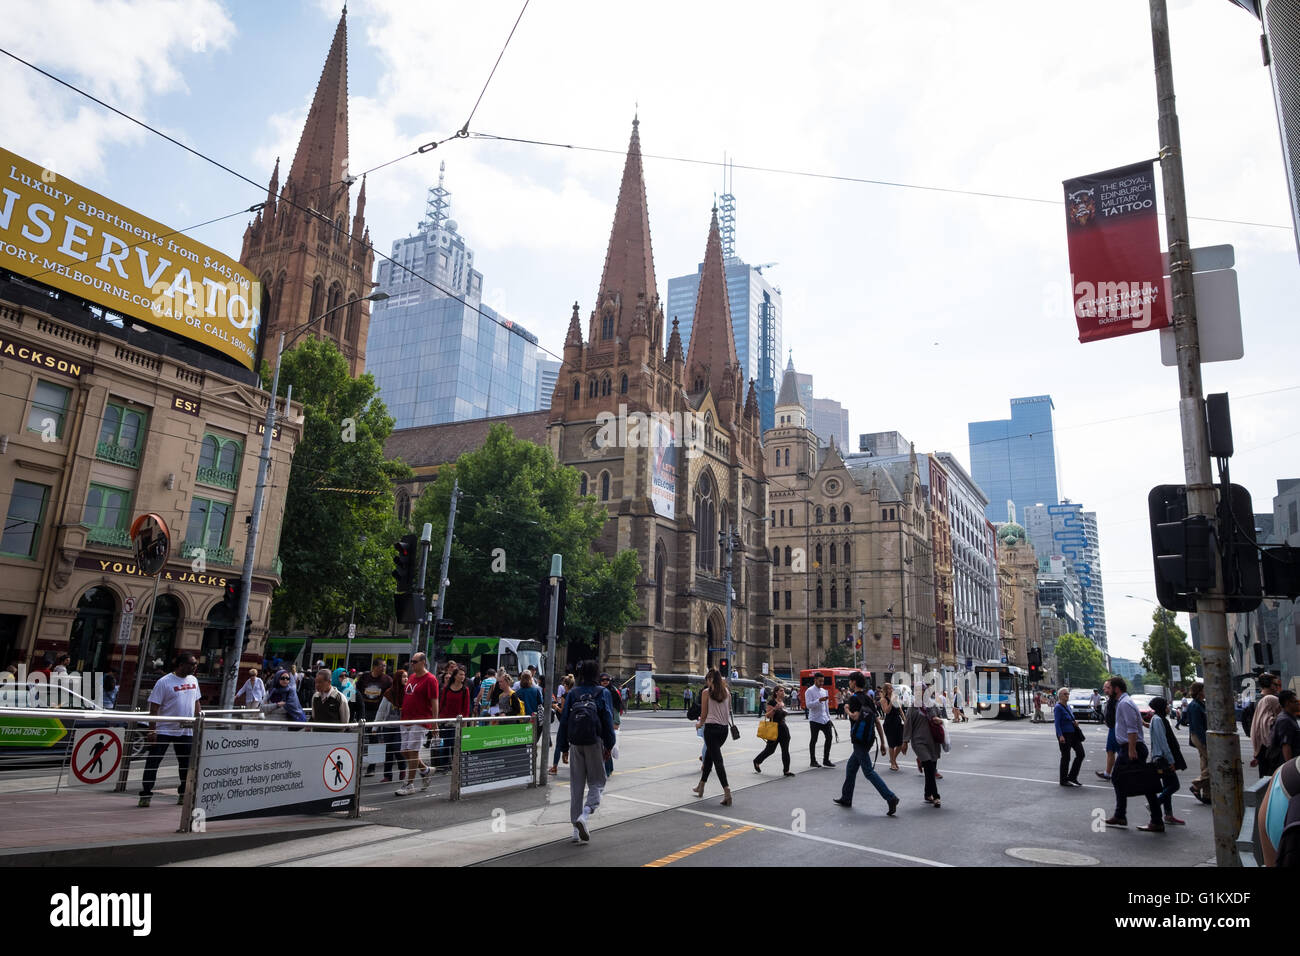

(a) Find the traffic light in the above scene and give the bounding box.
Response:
[537,576,566,637]
[394,591,426,625]
[222,579,243,614]
[392,533,417,592]
[1149,485,1210,610]
[1028,662,1042,683]
[1220,483,1262,612]
[1262,546,1300,600]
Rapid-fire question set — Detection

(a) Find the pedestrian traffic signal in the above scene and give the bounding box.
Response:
[719,657,728,674]
[1149,485,1210,610]
[1028,662,1042,683]
[222,579,243,614]
[392,533,417,593]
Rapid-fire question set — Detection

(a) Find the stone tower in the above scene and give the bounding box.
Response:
[240,8,374,376]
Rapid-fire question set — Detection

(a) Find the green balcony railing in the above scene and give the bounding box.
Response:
[84,525,132,549]
[95,440,140,468]
[180,540,234,566]
[272,555,283,576]
[196,465,238,489]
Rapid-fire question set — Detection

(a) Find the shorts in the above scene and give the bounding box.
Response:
[1105,726,1118,753]
[400,724,427,752]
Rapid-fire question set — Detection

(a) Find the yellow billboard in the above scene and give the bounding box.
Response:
[0,146,259,370]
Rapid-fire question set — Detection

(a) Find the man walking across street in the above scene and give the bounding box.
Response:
[1178,681,1209,801]
[1054,688,1085,787]
[555,659,616,844]
[395,652,439,795]
[138,652,202,807]
[1105,675,1164,832]
[355,659,392,776]
[806,672,835,768]
[834,672,898,815]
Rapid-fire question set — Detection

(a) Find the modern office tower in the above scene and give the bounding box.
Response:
[1022,500,1107,651]
[365,166,539,429]
[536,356,561,410]
[813,398,850,449]
[859,432,912,457]
[1109,657,1145,684]
[968,395,1061,523]
[665,191,782,432]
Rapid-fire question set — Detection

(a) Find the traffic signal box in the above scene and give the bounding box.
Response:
[536,576,567,638]
[222,579,243,614]
[392,533,425,624]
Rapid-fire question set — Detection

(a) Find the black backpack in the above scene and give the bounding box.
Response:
[850,694,876,746]
[567,689,602,746]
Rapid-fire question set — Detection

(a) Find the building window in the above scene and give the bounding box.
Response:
[185,496,232,562]
[579,474,588,496]
[82,484,133,549]
[572,380,581,401]
[829,506,837,523]
[778,510,784,527]
[843,542,851,565]
[845,581,851,607]
[788,509,794,526]
[783,448,790,467]
[773,590,780,614]
[785,590,792,610]
[815,543,822,566]
[830,579,838,609]
[785,625,792,649]
[774,450,780,469]
[588,380,597,399]
[830,622,839,644]
[601,313,614,339]
[772,626,779,648]
[784,546,792,565]
[843,504,852,523]
[1,480,50,558]
[815,506,824,524]
[308,277,324,324]
[600,472,610,501]
[772,547,780,566]
[694,472,717,571]
[829,544,837,566]
[96,402,147,467]
[396,489,411,524]
[620,374,628,394]
[816,581,824,609]
[601,376,611,397]
[198,434,242,489]
[26,381,71,438]
[816,623,824,648]
[654,541,666,625]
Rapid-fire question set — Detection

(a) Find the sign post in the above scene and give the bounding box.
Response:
[128,513,170,711]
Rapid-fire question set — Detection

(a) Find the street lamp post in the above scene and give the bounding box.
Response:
[220,291,388,709]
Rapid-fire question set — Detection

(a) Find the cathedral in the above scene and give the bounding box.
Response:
[240,9,375,377]
[544,118,772,677]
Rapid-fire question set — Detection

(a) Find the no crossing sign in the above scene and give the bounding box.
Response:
[70,728,124,785]
[323,747,354,793]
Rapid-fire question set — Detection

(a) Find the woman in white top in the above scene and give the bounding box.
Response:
[236,667,266,709]
[692,668,733,806]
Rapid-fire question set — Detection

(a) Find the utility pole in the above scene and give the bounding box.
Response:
[431,477,460,658]
[409,523,433,661]
[1149,0,1241,866]
[722,526,737,677]
[540,553,562,787]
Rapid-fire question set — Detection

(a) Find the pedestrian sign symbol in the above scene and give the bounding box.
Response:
[323,746,354,792]
[71,729,123,785]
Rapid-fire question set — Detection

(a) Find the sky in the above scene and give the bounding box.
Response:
[2,0,1297,667]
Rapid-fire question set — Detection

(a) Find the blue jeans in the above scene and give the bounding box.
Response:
[840,742,897,805]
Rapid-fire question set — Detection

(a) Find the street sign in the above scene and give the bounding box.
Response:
[123,596,135,614]
[196,728,359,820]
[1001,656,1008,664]
[459,722,534,795]
[1158,268,1242,366]
[0,716,67,748]
[761,662,769,675]
[1171,665,1182,682]
[117,611,134,647]
[70,729,123,785]
[347,623,356,641]
[892,635,901,650]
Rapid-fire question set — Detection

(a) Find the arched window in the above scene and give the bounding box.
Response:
[830,579,838,609]
[573,380,581,401]
[815,543,824,566]
[843,542,851,565]
[601,376,611,397]
[829,543,837,565]
[654,541,666,625]
[788,509,794,526]
[815,506,824,524]
[600,472,610,501]
[344,297,361,346]
[694,472,717,571]
[784,546,792,565]
[783,448,790,467]
[602,313,615,339]
[845,581,851,607]
[772,547,780,566]
[778,511,784,527]
[588,379,597,399]
[308,277,324,325]
[829,506,837,523]
[704,412,714,451]
[620,374,628,394]
[774,450,780,469]
[325,283,343,333]
[842,504,852,523]
[815,580,824,609]
[579,474,588,496]
[396,489,411,525]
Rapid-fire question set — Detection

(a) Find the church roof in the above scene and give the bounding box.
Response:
[286,10,351,215]
[595,117,657,327]
[684,206,738,391]
[776,354,801,408]
[385,410,550,470]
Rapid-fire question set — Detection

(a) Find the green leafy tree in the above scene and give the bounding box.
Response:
[409,423,640,652]
[821,639,855,669]
[1053,632,1108,689]
[268,338,411,636]
[1141,608,1199,691]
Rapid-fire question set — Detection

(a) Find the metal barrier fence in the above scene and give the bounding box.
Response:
[0,708,541,833]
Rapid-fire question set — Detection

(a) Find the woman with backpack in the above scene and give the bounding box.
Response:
[1148,697,1188,826]
[692,668,734,806]
[902,684,943,808]
[753,686,795,778]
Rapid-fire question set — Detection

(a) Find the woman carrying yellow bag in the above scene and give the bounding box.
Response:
[754,686,794,776]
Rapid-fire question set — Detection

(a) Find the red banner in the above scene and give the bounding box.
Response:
[1063,161,1169,342]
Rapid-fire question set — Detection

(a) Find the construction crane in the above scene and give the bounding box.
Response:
[753,261,779,274]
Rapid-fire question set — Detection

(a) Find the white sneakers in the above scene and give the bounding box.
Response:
[575,806,591,842]
[570,827,583,844]
[419,767,433,790]
[394,783,416,796]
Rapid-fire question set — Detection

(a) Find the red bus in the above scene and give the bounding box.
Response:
[799,668,874,712]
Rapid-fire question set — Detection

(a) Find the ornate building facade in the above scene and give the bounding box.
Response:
[544,119,770,676]
[240,10,375,376]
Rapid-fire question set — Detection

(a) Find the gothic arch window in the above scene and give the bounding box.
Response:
[600,471,610,501]
[830,578,838,609]
[772,546,780,566]
[620,374,628,394]
[579,473,588,496]
[272,272,286,327]
[654,541,666,625]
[601,376,611,397]
[843,542,851,565]
[783,448,790,467]
[788,509,794,526]
[694,378,704,392]
[704,412,714,451]
[778,510,784,527]
[815,543,823,566]
[694,471,717,571]
[784,546,792,565]
[601,313,615,339]
[815,506,824,524]
[830,506,838,523]
[573,380,581,401]
[396,489,411,525]
[325,283,343,334]
[816,580,824,609]
[845,580,851,607]
[308,277,324,326]
[774,450,780,469]
[842,504,852,523]
[588,379,598,399]
[345,297,361,346]
[829,543,837,565]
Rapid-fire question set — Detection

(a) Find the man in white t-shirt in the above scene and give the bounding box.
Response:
[139,651,202,806]
[806,673,835,768]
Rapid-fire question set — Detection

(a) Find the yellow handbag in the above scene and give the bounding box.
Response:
[756,717,779,741]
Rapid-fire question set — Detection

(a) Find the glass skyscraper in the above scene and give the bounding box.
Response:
[365,184,539,430]
[968,395,1061,523]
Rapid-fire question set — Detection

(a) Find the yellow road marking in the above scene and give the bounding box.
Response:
[643,825,754,867]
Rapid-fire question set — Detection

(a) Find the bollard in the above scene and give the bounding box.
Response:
[178,713,204,833]
[350,719,365,819]
[450,716,463,801]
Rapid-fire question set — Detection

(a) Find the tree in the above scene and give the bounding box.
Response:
[268,338,411,636]
[1053,632,1108,689]
[821,640,855,669]
[1141,608,1199,691]
[409,423,640,654]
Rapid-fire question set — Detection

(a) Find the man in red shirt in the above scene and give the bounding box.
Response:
[395,652,440,796]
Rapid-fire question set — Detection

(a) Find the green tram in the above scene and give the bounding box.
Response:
[263,635,543,678]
